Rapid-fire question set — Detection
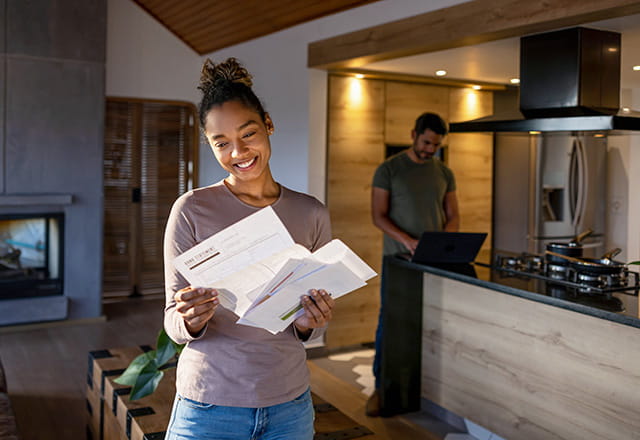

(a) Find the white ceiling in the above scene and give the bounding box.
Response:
[363,14,640,91]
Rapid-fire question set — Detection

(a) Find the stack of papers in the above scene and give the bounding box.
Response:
[173,206,377,334]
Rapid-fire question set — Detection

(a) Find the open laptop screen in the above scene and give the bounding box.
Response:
[410,232,487,264]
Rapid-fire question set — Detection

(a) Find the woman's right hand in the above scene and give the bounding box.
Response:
[174,286,219,336]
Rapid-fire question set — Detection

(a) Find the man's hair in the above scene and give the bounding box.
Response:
[414,112,448,136]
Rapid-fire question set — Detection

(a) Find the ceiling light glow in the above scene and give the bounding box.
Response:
[471,85,481,90]
[633,65,640,71]
[510,78,520,84]
[355,73,365,79]
[435,70,447,76]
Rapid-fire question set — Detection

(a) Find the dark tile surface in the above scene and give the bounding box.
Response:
[6,57,103,193]
[0,0,6,54]
[1,0,5,193]
[6,0,106,62]
[5,56,105,320]
[0,55,4,194]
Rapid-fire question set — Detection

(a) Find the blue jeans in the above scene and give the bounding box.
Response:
[165,388,315,440]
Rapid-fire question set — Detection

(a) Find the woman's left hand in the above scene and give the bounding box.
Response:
[294,289,335,335]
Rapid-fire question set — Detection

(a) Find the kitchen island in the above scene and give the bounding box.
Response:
[379,255,640,440]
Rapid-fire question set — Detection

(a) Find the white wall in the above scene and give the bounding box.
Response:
[106,0,201,103]
[106,0,466,199]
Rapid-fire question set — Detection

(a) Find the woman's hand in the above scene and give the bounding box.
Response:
[294,289,335,338]
[174,286,219,336]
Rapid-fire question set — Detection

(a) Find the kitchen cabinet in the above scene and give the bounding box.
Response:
[326,75,494,348]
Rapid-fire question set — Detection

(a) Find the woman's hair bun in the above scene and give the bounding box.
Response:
[198,57,253,94]
[196,57,267,128]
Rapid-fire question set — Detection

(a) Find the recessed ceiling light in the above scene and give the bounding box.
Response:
[435,70,447,77]
[633,65,640,71]
[510,78,520,84]
[472,85,481,90]
[529,131,541,135]
[355,73,365,79]
[622,107,630,113]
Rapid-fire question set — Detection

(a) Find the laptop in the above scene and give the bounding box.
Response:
[409,231,487,264]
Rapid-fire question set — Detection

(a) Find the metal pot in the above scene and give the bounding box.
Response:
[545,228,593,265]
[569,248,625,275]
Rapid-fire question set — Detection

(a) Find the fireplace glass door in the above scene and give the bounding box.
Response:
[0,213,64,299]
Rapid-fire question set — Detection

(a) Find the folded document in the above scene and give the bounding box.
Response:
[172,206,377,334]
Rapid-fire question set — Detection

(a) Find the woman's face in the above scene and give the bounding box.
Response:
[203,100,274,184]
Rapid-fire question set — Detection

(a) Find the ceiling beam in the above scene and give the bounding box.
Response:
[308,0,640,69]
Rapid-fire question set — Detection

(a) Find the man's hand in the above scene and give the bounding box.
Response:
[294,289,335,338]
[174,286,219,336]
[401,236,420,255]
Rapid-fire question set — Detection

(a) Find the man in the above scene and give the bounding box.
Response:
[367,112,459,417]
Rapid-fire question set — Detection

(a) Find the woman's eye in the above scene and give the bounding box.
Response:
[242,131,256,139]
[215,142,228,149]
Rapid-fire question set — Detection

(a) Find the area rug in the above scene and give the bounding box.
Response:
[310,349,375,397]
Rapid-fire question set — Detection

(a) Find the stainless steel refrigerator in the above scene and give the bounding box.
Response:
[493,132,607,258]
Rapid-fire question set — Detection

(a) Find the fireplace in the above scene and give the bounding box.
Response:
[0,213,64,300]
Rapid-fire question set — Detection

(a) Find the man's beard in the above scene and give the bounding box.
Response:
[413,145,434,160]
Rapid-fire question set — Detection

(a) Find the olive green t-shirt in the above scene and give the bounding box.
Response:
[372,152,456,255]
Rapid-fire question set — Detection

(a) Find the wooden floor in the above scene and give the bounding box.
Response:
[0,298,437,440]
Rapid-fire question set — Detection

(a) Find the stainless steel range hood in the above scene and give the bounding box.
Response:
[449,108,640,132]
[450,27,640,133]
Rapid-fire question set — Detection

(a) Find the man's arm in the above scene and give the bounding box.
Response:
[371,187,419,254]
[443,190,460,232]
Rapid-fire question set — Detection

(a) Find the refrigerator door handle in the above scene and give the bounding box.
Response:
[573,138,588,229]
[568,139,579,226]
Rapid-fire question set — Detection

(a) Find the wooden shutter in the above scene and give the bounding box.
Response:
[103,98,198,299]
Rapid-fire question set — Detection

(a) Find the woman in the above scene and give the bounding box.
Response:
[163,57,335,440]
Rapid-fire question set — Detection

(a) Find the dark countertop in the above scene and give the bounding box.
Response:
[389,256,640,329]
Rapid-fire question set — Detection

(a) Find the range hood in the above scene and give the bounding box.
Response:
[450,27,640,133]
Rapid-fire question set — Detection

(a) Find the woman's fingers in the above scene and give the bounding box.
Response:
[302,289,334,325]
[174,287,219,327]
[174,287,218,312]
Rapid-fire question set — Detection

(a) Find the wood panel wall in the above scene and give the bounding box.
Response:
[447,88,494,263]
[326,76,386,348]
[326,75,493,348]
[422,274,640,440]
[384,82,449,145]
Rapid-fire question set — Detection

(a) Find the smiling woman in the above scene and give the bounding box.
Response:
[161,57,337,440]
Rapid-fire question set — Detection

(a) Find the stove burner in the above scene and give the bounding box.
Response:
[548,264,568,274]
[577,272,601,282]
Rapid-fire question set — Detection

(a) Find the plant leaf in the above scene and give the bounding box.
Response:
[628,261,640,266]
[114,351,156,386]
[129,363,164,401]
[155,329,177,367]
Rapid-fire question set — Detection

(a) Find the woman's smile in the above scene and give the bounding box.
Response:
[234,157,257,170]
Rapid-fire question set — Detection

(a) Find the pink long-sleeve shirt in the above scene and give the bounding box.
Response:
[163,181,332,407]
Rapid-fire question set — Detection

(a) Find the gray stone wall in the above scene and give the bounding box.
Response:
[1,0,107,321]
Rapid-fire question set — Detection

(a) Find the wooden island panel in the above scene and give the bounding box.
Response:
[421,274,640,440]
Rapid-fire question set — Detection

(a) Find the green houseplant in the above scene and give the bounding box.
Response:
[114,328,185,400]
